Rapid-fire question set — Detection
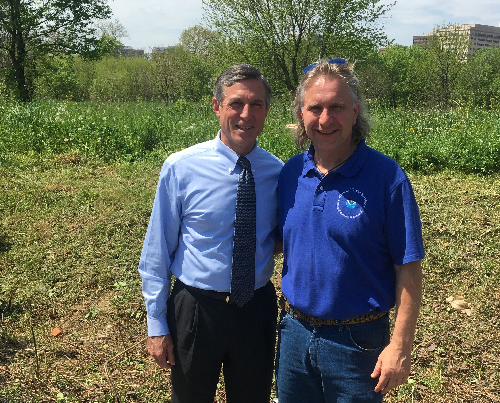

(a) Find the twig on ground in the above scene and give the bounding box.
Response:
[30,318,40,379]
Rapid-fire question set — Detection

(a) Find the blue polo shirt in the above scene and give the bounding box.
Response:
[279,141,425,320]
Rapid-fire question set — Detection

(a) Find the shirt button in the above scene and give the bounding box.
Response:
[319,186,323,190]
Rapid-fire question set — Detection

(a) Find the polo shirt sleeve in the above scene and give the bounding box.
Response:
[386,177,425,266]
[138,160,182,336]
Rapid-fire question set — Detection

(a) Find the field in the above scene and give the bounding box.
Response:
[0,100,499,402]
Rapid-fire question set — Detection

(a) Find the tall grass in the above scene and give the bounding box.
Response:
[1,99,499,173]
[369,107,500,174]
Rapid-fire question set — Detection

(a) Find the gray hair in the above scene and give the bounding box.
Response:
[293,59,370,149]
[214,64,272,108]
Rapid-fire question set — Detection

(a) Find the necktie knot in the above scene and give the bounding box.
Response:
[237,156,251,171]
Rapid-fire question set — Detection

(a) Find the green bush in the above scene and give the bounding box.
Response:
[91,56,155,102]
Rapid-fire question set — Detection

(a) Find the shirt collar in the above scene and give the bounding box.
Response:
[301,140,368,178]
[302,146,317,177]
[215,130,258,173]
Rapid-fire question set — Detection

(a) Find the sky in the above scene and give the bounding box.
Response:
[108,0,500,51]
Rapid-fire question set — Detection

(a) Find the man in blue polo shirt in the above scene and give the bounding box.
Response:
[139,64,283,403]
[276,59,424,402]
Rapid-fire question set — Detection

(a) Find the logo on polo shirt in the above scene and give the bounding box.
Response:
[337,188,366,218]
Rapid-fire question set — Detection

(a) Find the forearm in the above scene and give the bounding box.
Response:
[372,260,422,393]
[392,260,422,351]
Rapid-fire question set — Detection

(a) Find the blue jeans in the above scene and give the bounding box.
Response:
[276,311,390,403]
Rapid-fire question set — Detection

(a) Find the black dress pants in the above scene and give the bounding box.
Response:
[167,280,278,403]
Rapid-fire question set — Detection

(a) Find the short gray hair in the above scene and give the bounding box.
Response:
[214,64,272,108]
[293,59,370,149]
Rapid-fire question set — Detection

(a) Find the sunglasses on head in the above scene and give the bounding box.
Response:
[302,58,347,74]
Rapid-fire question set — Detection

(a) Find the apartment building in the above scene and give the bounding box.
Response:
[152,46,169,53]
[413,23,500,52]
[121,46,145,57]
[468,24,500,50]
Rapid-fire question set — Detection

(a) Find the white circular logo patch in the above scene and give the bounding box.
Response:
[337,188,367,218]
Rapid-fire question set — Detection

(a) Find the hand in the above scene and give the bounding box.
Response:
[147,334,175,369]
[371,342,411,394]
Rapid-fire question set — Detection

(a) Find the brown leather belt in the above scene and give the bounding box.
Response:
[279,295,388,327]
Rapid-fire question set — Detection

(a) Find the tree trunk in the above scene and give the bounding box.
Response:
[9,0,31,101]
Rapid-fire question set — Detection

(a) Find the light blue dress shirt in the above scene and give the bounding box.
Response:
[139,132,284,336]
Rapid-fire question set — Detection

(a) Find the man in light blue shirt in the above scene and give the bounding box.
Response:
[138,64,283,403]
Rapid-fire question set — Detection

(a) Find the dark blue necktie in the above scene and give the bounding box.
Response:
[230,156,256,307]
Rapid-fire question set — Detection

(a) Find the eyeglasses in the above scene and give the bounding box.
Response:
[302,58,347,74]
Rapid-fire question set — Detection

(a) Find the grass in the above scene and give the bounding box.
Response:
[369,107,500,174]
[0,99,298,166]
[1,99,500,173]
[1,100,500,402]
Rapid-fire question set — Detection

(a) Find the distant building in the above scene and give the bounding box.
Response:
[152,46,169,54]
[467,24,500,51]
[413,23,500,53]
[121,46,144,57]
[412,34,433,47]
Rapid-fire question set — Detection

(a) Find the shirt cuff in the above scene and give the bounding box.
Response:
[147,314,170,337]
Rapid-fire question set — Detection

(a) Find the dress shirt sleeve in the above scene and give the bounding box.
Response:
[138,161,181,336]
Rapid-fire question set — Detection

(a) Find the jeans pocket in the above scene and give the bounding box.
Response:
[347,316,390,353]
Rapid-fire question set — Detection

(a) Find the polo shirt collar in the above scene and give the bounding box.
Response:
[215,130,258,173]
[302,146,317,177]
[302,140,369,178]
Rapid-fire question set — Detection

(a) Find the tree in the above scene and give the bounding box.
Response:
[91,55,154,102]
[152,46,192,105]
[425,24,470,106]
[203,0,392,93]
[93,34,125,58]
[354,50,391,107]
[179,25,218,57]
[96,18,128,42]
[378,45,433,108]
[152,45,213,105]
[33,54,79,100]
[95,18,128,57]
[0,0,111,101]
[454,46,500,108]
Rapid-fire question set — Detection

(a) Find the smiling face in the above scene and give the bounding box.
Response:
[300,75,359,158]
[212,78,269,156]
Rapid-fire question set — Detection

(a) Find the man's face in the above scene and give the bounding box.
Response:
[212,79,269,156]
[300,75,359,156]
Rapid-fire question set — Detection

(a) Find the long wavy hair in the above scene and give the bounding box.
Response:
[293,59,370,149]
